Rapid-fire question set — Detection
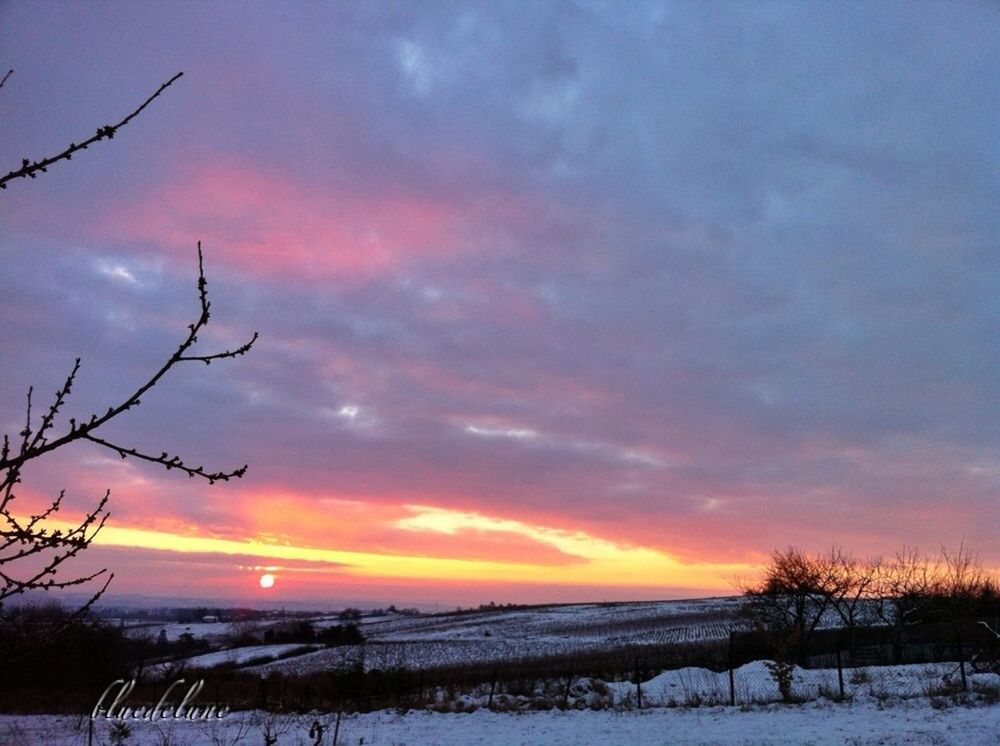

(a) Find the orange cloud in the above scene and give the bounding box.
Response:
[229,491,586,566]
[17,498,756,595]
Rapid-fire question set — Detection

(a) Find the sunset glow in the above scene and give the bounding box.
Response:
[22,509,754,593]
[1,3,997,608]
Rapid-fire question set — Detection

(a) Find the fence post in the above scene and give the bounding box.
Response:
[836,631,845,700]
[488,668,498,709]
[955,626,968,693]
[332,709,342,746]
[634,656,643,709]
[728,630,736,706]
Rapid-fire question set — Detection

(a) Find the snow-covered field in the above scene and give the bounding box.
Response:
[349,599,740,645]
[162,643,319,670]
[155,598,744,676]
[124,621,232,643]
[4,698,998,745]
[246,638,572,675]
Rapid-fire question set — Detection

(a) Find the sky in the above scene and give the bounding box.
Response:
[0,1,997,607]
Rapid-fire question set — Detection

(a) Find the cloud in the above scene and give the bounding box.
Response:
[100,161,538,280]
[0,2,997,604]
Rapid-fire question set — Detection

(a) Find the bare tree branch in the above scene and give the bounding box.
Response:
[0,242,258,476]
[0,72,183,190]
[81,433,248,484]
[0,242,256,606]
[0,483,111,603]
[0,70,254,628]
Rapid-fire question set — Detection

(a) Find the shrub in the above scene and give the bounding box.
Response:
[764,660,797,703]
[848,668,870,685]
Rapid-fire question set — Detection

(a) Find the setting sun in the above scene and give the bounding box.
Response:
[259,573,275,589]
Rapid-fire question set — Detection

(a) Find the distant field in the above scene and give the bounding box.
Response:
[128,597,744,676]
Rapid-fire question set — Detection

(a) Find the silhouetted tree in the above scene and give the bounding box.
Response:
[824,549,881,653]
[741,547,841,663]
[0,72,257,616]
[745,544,999,666]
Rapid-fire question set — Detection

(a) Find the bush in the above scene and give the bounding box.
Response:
[849,668,871,685]
[764,660,797,703]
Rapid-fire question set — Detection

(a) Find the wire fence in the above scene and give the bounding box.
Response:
[229,617,999,713]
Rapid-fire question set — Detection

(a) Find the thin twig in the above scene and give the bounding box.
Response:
[82,433,248,484]
[0,243,257,474]
[0,244,254,608]
[0,72,183,190]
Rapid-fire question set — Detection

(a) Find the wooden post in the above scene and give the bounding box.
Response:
[836,635,845,699]
[728,630,736,706]
[488,669,498,709]
[956,627,968,692]
[634,657,642,709]
[332,709,342,746]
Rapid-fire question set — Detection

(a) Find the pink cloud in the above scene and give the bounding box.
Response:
[102,161,532,279]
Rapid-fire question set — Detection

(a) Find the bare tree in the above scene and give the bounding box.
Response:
[740,547,844,665]
[1,244,256,608]
[869,546,997,662]
[870,547,940,639]
[0,72,256,615]
[824,549,881,652]
[937,543,997,620]
[747,545,999,665]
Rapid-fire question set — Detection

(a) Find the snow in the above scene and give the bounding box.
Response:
[119,598,748,678]
[20,601,990,743]
[3,699,997,745]
[248,598,745,675]
[246,638,607,675]
[606,661,1000,706]
[123,621,230,642]
[4,659,996,744]
[167,644,318,669]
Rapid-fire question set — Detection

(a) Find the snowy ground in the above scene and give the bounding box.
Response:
[605,661,1000,706]
[244,637,602,676]
[345,599,741,645]
[119,598,744,678]
[4,661,996,744]
[3,699,998,745]
[161,643,319,670]
[124,621,232,643]
[187,598,744,676]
